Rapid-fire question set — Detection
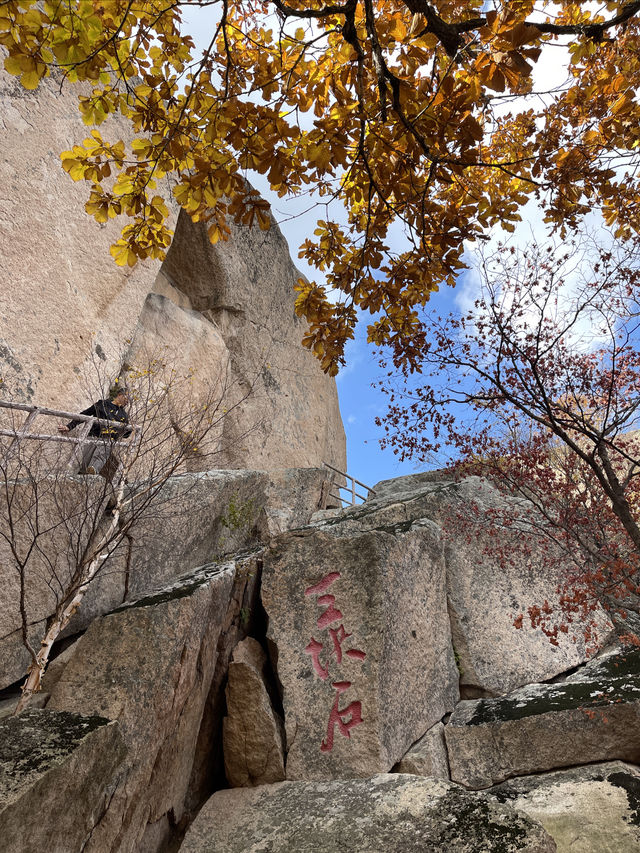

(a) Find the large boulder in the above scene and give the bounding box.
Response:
[489,762,640,853]
[159,209,346,471]
[445,649,640,788]
[0,709,125,853]
[262,521,459,780]
[223,637,285,787]
[47,560,239,852]
[324,474,614,696]
[178,774,557,853]
[0,466,331,690]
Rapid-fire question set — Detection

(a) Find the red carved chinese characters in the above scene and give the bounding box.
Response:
[320,681,363,752]
[304,571,366,751]
[304,638,328,680]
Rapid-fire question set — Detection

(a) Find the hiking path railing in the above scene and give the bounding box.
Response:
[322,461,375,507]
[0,399,140,469]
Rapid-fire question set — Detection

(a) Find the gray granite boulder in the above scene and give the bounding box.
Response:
[223,637,285,787]
[0,709,126,853]
[47,560,238,852]
[488,762,640,853]
[120,467,332,600]
[392,721,450,779]
[262,522,459,780]
[445,663,640,788]
[178,774,557,852]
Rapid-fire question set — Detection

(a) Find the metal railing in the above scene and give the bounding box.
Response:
[0,400,139,469]
[323,461,375,507]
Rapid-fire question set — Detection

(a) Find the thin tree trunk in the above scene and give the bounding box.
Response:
[14,475,127,714]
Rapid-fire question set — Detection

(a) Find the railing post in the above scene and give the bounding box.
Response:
[1,407,40,465]
[351,476,356,505]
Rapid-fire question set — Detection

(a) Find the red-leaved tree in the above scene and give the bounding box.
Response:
[378,232,640,645]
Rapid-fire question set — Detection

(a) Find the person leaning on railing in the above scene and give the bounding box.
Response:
[58,387,131,477]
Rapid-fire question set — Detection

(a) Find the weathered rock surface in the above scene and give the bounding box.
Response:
[0,709,126,853]
[445,664,640,788]
[489,762,640,853]
[392,721,450,779]
[562,645,640,683]
[321,474,614,695]
[223,637,285,787]
[160,209,346,471]
[0,467,331,689]
[1,66,345,473]
[123,292,231,466]
[120,467,332,601]
[262,522,459,780]
[47,561,238,852]
[0,69,171,409]
[179,774,557,853]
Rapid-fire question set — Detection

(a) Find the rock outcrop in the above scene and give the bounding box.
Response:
[179,774,557,853]
[314,474,615,695]
[0,709,126,853]
[445,648,640,789]
[46,561,240,852]
[0,434,636,850]
[0,466,331,690]
[0,70,167,409]
[159,209,346,471]
[262,521,459,780]
[223,637,286,787]
[489,762,640,853]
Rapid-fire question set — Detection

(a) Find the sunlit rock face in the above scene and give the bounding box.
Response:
[0,67,346,472]
[0,70,165,409]
[157,209,346,471]
[261,520,460,781]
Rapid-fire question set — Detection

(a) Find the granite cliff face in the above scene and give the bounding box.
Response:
[0,68,346,471]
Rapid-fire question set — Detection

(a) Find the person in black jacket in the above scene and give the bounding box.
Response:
[59,388,131,476]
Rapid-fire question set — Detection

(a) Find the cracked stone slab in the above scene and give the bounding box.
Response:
[392,721,450,779]
[488,761,640,853]
[446,670,640,788]
[179,773,556,853]
[0,709,126,853]
[262,522,459,780]
[47,560,236,852]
